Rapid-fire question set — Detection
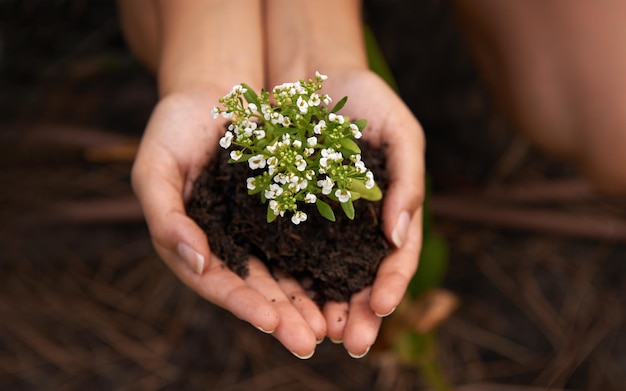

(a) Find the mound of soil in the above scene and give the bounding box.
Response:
[186,142,391,304]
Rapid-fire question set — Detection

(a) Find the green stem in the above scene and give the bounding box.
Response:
[417,356,451,391]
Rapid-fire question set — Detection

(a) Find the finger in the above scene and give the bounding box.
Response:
[381,105,426,250]
[132,123,281,334]
[342,287,382,359]
[323,301,349,344]
[245,258,319,359]
[132,146,209,275]
[370,208,423,318]
[273,271,327,342]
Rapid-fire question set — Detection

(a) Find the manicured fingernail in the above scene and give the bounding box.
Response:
[177,242,205,275]
[255,325,275,334]
[375,306,396,318]
[391,211,410,248]
[348,346,371,359]
[291,350,315,360]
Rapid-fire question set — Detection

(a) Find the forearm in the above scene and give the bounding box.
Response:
[157,0,264,96]
[119,0,264,97]
[265,0,368,83]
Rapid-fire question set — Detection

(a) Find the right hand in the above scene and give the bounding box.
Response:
[131,87,326,359]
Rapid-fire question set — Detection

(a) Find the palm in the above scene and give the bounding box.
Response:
[318,70,426,356]
[132,89,325,358]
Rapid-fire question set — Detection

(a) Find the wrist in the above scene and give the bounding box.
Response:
[265,0,368,83]
[157,0,264,97]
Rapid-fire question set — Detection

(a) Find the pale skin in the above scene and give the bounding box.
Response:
[118,0,626,359]
[118,0,424,359]
[455,0,626,194]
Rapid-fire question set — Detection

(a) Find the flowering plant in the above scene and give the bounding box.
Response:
[211,71,382,225]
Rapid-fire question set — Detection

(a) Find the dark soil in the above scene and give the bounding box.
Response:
[187,143,391,304]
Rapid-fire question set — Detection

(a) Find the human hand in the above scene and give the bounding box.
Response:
[314,69,425,357]
[131,88,326,358]
[264,0,425,358]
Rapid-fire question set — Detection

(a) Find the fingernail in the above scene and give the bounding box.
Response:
[391,211,410,248]
[317,337,325,345]
[177,242,205,275]
[291,350,315,360]
[348,346,371,359]
[375,306,396,318]
[255,325,275,334]
[330,338,343,344]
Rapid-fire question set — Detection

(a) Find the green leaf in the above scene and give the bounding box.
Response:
[340,198,355,220]
[354,119,368,131]
[315,199,336,222]
[407,233,449,299]
[241,83,260,107]
[267,206,278,223]
[348,179,382,201]
[364,25,399,93]
[331,96,348,113]
[339,138,361,154]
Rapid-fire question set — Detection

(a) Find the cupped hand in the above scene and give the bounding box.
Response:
[319,69,425,357]
[131,87,326,358]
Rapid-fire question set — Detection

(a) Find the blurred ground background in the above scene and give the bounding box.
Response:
[1,1,625,390]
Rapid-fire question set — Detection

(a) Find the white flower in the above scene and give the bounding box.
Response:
[266,142,278,154]
[265,183,283,199]
[321,148,342,164]
[291,210,307,225]
[292,139,302,149]
[269,200,282,216]
[248,103,257,113]
[219,131,233,149]
[291,175,308,191]
[355,160,366,173]
[230,150,243,161]
[365,171,375,189]
[254,129,265,139]
[232,84,247,94]
[271,112,283,125]
[282,134,291,145]
[308,93,321,107]
[328,113,345,124]
[281,116,291,127]
[304,193,317,204]
[335,189,351,203]
[295,155,307,171]
[315,71,328,81]
[297,96,309,114]
[248,154,266,170]
[306,136,317,147]
[317,176,334,195]
[247,177,256,190]
[303,148,314,157]
[350,123,362,139]
[274,173,289,184]
[221,111,234,119]
[211,106,220,119]
[313,120,327,135]
[322,94,332,105]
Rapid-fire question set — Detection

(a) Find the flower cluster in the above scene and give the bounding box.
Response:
[212,72,382,224]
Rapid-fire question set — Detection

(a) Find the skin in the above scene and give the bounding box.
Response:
[455,0,626,194]
[117,0,424,359]
[119,0,626,360]
[119,0,320,358]
[265,0,425,357]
